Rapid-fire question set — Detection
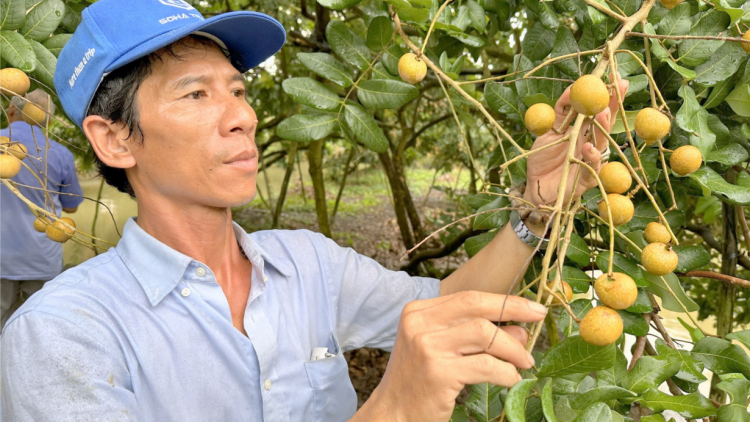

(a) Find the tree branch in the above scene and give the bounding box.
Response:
[404,114,452,150]
[676,270,750,289]
[400,227,479,272]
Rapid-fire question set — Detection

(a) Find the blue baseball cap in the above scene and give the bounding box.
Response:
[54,0,286,128]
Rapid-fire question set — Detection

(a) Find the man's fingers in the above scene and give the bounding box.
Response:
[419,318,534,369]
[450,354,523,387]
[554,87,575,127]
[413,291,548,328]
[577,143,603,193]
[591,107,612,151]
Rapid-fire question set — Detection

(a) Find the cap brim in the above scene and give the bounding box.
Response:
[106,11,286,74]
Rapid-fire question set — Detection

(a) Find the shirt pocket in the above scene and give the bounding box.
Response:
[303,331,357,422]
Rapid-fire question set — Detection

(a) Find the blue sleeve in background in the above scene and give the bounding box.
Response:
[58,149,84,209]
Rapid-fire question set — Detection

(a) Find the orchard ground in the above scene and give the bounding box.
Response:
[60,159,731,415]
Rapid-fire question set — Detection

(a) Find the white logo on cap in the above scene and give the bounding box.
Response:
[159,0,195,10]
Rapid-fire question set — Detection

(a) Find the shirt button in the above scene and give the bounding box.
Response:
[181,288,191,297]
[264,379,272,390]
[196,267,206,277]
[263,274,268,282]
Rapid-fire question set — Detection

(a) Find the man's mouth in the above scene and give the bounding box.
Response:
[224,150,258,172]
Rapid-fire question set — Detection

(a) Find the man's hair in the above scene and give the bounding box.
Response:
[10,89,56,127]
[86,35,241,198]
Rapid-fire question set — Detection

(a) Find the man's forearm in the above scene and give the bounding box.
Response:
[440,218,547,297]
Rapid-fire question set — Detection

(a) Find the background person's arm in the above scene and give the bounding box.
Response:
[58,148,85,213]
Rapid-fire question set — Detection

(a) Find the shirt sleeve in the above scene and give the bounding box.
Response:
[0,311,140,422]
[57,149,84,209]
[315,233,441,353]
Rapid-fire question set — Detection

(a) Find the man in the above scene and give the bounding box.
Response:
[0,0,626,420]
[0,90,83,330]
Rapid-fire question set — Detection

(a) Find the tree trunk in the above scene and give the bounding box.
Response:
[331,147,356,226]
[391,153,425,241]
[467,128,478,194]
[710,170,738,407]
[379,152,416,249]
[308,139,332,238]
[272,142,298,229]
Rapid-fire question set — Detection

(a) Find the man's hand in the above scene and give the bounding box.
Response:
[361,291,548,422]
[524,79,629,208]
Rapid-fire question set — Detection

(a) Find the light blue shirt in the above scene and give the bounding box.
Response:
[0,218,440,421]
[0,121,83,281]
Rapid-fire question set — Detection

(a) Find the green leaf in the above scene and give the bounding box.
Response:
[505,378,536,422]
[687,166,750,205]
[473,195,510,230]
[617,309,649,336]
[596,253,649,287]
[692,337,750,378]
[715,0,744,24]
[726,329,750,350]
[717,378,750,422]
[624,148,661,185]
[466,0,486,32]
[385,0,412,11]
[366,16,393,51]
[276,114,337,142]
[466,383,504,422]
[619,356,682,394]
[326,20,371,71]
[536,336,617,378]
[640,388,717,418]
[572,403,611,422]
[281,78,341,111]
[465,230,498,257]
[27,39,54,91]
[450,405,470,422]
[678,9,731,67]
[654,339,707,384]
[560,299,593,337]
[707,143,749,166]
[596,348,628,387]
[19,0,63,41]
[344,103,389,153]
[644,272,700,313]
[565,232,591,268]
[550,26,580,77]
[60,3,80,33]
[317,0,362,9]
[678,317,706,343]
[371,62,399,80]
[297,53,353,88]
[568,386,636,409]
[521,21,556,61]
[673,245,711,272]
[704,67,741,109]
[626,289,652,313]
[541,381,559,422]
[447,30,485,47]
[657,3,691,46]
[0,0,26,31]
[41,33,69,57]
[550,266,592,294]
[356,79,418,109]
[485,82,522,117]
[396,5,429,23]
[0,30,35,72]
[676,85,716,157]
[726,84,750,116]
[694,41,746,86]
[381,44,403,76]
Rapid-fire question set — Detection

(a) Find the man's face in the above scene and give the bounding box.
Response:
[127,39,259,208]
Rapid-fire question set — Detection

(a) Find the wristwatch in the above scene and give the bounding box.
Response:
[600,145,611,162]
[509,209,549,250]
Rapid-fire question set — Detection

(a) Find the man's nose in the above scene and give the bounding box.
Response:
[220,94,257,136]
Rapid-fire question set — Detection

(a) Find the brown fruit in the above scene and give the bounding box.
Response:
[597,193,634,226]
[45,217,76,243]
[525,103,556,136]
[599,161,632,194]
[8,143,27,160]
[641,242,679,276]
[594,272,637,310]
[0,136,9,146]
[0,154,22,179]
[579,306,623,346]
[22,103,46,126]
[545,280,573,303]
[644,222,671,244]
[570,75,610,116]
[398,53,427,84]
[33,217,49,233]
[0,68,30,97]
[670,145,702,176]
[634,108,671,143]
[742,31,750,54]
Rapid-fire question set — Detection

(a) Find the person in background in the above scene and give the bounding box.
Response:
[0,89,84,330]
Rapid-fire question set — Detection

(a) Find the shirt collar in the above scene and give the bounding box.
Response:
[116,217,291,307]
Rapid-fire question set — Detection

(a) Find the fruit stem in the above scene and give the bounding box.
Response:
[498,135,569,171]
[657,139,678,212]
[420,0,453,55]
[553,108,576,134]
[592,119,680,245]
[522,50,604,80]
[640,20,658,109]
[582,0,628,21]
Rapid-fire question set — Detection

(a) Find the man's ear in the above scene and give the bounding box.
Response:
[7,103,17,120]
[82,115,137,170]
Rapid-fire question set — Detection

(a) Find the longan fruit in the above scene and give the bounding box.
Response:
[742,31,750,54]
[0,154,22,179]
[670,145,702,176]
[0,68,30,97]
[579,306,623,346]
[525,103,556,136]
[594,272,638,310]
[597,193,635,226]
[641,242,679,276]
[45,217,76,243]
[599,161,632,194]
[570,75,610,116]
[635,108,671,143]
[644,222,671,244]
[398,53,427,85]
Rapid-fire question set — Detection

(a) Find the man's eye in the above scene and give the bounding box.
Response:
[233,89,245,97]
[187,91,204,100]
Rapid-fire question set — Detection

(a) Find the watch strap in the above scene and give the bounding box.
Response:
[509,210,549,250]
